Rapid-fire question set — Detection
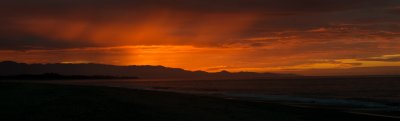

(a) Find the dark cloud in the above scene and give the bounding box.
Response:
[2,0,395,13]
[1,0,399,21]
[387,6,400,14]
[0,37,95,50]
[0,0,399,50]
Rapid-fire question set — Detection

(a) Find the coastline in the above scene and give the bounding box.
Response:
[31,79,400,111]
[0,82,400,121]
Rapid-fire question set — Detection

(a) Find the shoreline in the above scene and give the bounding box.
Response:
[1,81,400,121]
[7,79,400,111]
[28,79,400,111]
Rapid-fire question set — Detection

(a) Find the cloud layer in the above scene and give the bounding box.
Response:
[1,0,400,75]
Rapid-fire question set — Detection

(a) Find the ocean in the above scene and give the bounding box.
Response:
[44,76,400,110]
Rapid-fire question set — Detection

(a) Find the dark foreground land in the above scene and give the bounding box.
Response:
[1,81,399,121]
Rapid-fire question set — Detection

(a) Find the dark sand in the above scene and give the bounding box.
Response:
[1,81,399,121]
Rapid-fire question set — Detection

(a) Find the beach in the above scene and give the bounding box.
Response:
[1,81,399,121]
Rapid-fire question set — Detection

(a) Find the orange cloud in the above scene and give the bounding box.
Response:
[14,10,259,47]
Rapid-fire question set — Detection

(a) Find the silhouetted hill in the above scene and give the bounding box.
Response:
[0,61,298,79]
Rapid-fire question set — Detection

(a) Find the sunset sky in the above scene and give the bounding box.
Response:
[1,0,400,75]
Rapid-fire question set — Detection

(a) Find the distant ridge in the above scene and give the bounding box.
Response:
[0,61,298,79]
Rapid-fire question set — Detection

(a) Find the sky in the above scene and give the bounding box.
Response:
[1,0,400,75]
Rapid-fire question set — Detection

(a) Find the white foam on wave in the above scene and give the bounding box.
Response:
[219,93,399,111]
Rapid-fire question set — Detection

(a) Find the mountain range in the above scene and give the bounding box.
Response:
[0,61,297,79]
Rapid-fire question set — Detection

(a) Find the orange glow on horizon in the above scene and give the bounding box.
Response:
[1,45,399,75]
